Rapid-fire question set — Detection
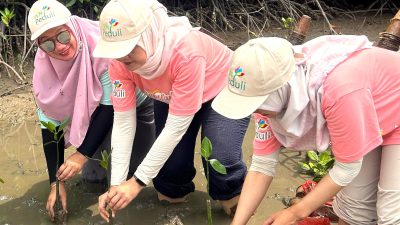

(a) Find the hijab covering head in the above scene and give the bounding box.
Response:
[31,15,110,147]
[260,35,373,151]
[93,0,194,79]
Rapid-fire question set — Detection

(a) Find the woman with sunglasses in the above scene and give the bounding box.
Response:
[27,0,155,221]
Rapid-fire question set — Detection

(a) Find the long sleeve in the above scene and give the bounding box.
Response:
[134,114,194,185]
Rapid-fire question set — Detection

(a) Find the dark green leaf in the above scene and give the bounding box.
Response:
[201,137,212,159]
[0,178,4,183]
[307,151,319,161]
[325,159,335,170]
[209,159,227,175]
[65,0,77,8]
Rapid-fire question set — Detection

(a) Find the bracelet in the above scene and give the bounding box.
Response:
[133,174,146,187]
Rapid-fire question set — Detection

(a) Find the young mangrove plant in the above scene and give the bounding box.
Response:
[298,149,335,182]
[86,148,113,224]
[200,137,227,225]
[41,118,69,224]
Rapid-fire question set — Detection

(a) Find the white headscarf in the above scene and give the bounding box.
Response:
[260,35,373,152]
[134,0,195,79]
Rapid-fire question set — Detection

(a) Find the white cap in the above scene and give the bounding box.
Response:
[28,0,71,40]
[212,37,295,119]
[93,0,152,59]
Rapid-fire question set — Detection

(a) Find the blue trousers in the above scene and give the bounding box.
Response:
[153,99,250,200]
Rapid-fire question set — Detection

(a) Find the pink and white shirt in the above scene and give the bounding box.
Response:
[109,30,232,115]
[253,47,400,163]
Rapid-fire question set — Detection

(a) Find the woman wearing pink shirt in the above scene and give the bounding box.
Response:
[28,0,155,220]
[212,36,400,225]
[93,0,249,221]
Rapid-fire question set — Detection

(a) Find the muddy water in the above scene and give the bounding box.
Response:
[0,119,308,225]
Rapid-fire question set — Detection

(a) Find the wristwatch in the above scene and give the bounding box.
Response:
[133,174,146,187]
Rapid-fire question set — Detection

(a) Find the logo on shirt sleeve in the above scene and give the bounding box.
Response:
[112,80,126,98]
[255,118,273,141]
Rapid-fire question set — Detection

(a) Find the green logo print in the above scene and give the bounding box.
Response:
[103,18,122,38]
[34,5,55,25]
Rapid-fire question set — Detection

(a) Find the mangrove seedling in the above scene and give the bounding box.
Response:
[298,149,335,182]
[41,118,69,224]
[86,149,113,224]
[0,7,16,27]
[200,137,227,225]
[281,17,295,37]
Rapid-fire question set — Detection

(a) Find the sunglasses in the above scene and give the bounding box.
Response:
[39,30,71,53]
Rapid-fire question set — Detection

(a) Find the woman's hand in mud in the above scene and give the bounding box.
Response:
[57,151,87,181]
[107,178,144,210]
[47,181,67,221]
[98,191,116,222]
[263,208,303,225]
[98,178,144,221]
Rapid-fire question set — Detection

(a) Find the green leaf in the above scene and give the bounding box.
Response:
[307,151,319,161]
[41,121,56,133]
[201,137,212,159]
[79,0,84,4]
[325,159,335,170]
[0,178,4,183]
[319,151,331,163]
[94,6,99,13]
[0,10,6,17]
[209,159,227,175]
[1,17,9,27]
[299,162,310,171]
[59,118,70,131]
[65,0,77,8]
[99,160,108,170]
[5,8,10,15]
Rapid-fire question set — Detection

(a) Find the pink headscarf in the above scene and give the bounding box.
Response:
[33,16,110,147]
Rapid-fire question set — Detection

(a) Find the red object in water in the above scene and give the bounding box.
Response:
[296,217,331,225]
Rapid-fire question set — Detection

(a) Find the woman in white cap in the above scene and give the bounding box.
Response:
[93,0,250,221]
[28,0,155,220]
[212,35,400,225]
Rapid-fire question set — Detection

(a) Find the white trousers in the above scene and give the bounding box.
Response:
[333,145,400,225]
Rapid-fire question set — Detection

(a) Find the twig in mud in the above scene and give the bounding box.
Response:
[0,82,31,97]
[0,59,25,82]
